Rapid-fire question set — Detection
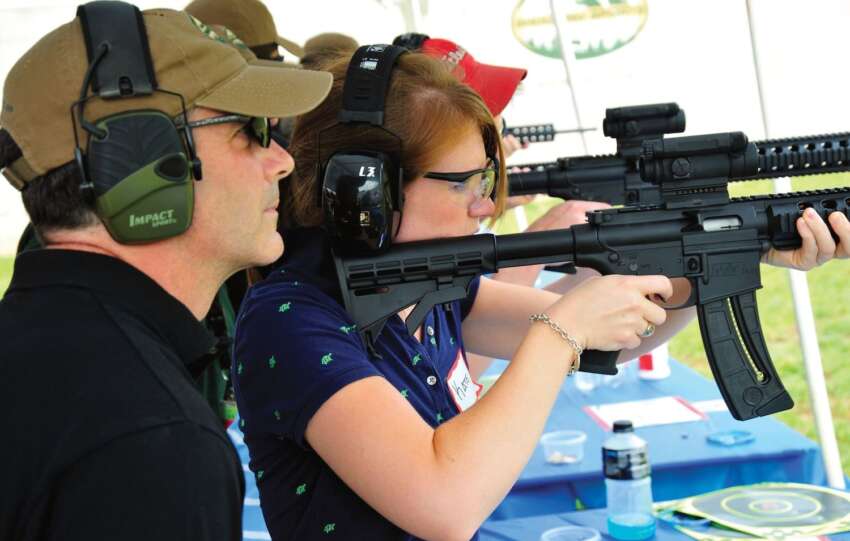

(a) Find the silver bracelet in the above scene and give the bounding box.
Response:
[529,313,583,376]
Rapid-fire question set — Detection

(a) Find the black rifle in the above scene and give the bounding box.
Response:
[509,109,850,206]
[334,130,850,421]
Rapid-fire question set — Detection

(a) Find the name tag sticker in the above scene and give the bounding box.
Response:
[446,350,481,412]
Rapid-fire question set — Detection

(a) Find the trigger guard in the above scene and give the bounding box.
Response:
[654,278,697,310]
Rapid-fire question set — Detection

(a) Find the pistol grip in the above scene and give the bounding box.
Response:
[579,350,620,375]
[697,292,794,420]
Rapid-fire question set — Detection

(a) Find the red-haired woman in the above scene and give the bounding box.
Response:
[232,50,848,541]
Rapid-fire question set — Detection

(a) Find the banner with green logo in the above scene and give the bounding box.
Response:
[511,0,648,60]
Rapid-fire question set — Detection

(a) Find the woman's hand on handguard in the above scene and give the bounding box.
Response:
[762,209,850,269]
[545,274,674,352]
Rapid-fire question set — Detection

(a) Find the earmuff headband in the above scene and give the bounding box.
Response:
[391,33,430,52]
[339,44,408,126]
[77,1,156,98]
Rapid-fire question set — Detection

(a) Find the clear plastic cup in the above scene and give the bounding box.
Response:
[540,430,587,465]
[540,525,601,541]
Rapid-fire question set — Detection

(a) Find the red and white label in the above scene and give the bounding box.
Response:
[446,349,481,412]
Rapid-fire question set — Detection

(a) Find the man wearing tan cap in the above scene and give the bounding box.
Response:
[0,3,330,539]
[185,0,303,61]
[300,32,359,69]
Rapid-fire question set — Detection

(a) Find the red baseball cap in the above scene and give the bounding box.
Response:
[420,37,527,117]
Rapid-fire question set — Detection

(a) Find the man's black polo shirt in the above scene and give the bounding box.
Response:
[0,249,244,541]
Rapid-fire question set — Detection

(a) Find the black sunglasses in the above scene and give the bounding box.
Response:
[423,157,499,201]
[180,114,272,148]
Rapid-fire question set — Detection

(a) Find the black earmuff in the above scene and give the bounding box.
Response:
[320,44,408,255]
[73,1,199,244]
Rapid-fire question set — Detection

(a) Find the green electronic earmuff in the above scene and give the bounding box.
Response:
[85,110,195,243]
[73,1,201,244]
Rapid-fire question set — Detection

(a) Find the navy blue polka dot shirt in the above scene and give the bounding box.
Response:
[233,229,482,540]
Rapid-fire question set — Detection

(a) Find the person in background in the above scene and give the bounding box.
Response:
[300,32,360,69]
[0,5,331,539]
[185,0,304,62]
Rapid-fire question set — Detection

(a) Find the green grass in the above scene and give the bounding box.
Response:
[495,173,850,474]
[0,257,11,294]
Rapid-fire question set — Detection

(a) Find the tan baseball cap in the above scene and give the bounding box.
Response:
[1,8,331,189]
[303,33,359,58]
[185,0,304,57]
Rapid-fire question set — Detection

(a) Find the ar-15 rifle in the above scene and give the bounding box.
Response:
[509,107,850,206]
[334,130,850,421]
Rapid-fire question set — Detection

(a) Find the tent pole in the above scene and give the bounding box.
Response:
[745,0,845,489]
[548,0,589,154]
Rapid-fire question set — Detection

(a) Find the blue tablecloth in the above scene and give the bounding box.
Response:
[486,358,826,520]
[228,358,827,538]
[479,508,850,541]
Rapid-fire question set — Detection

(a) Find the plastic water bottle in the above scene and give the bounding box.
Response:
[603,420,656,540]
